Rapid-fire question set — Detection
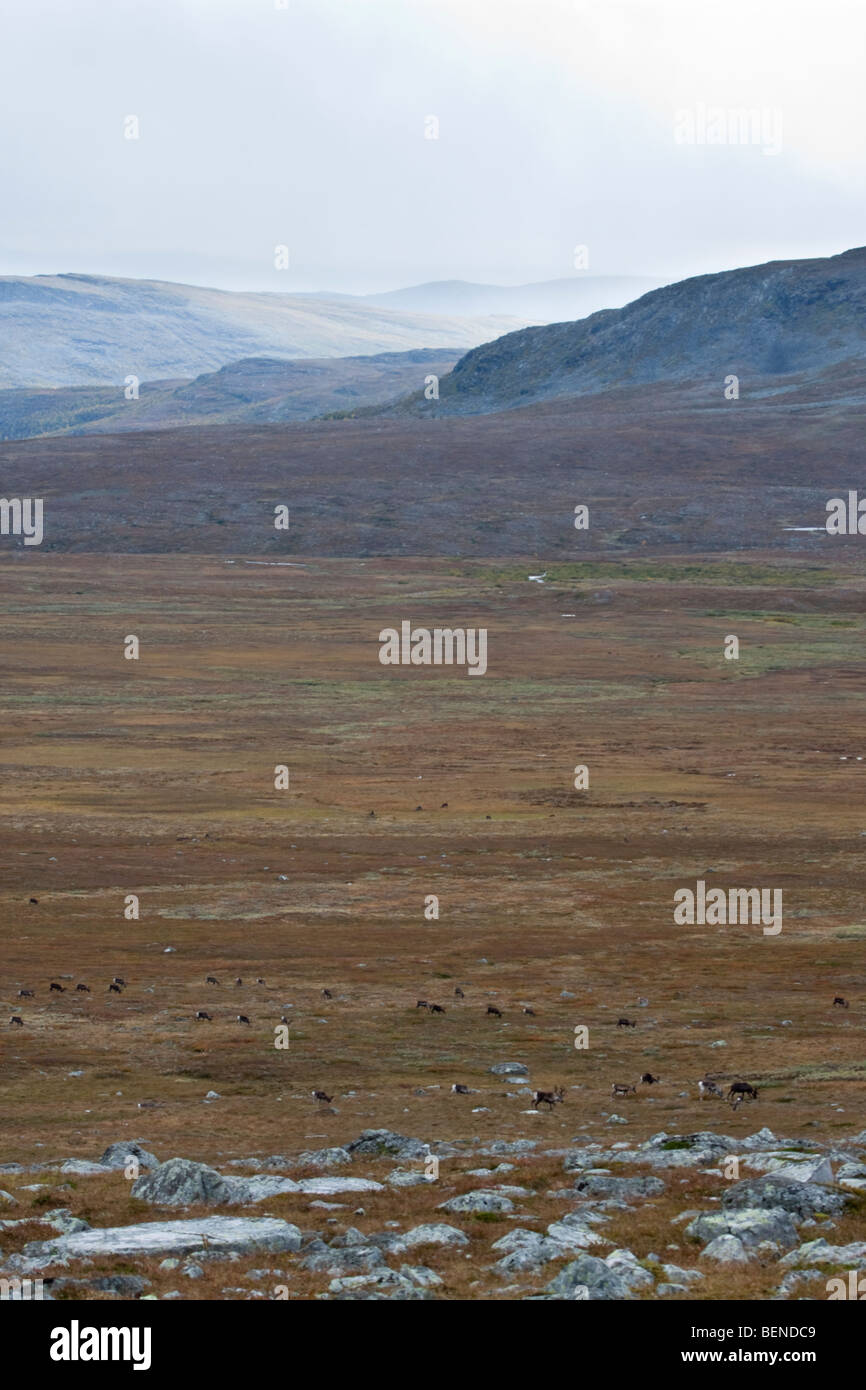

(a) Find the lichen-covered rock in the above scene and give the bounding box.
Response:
[686,1207,798,1251]
[546,1255,634,1300]
[402,1223,469,1248]
[722,1177,849,1220]
[439,1190,514,1214]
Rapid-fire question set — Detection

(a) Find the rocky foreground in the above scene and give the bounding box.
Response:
[3,1124,866,1301]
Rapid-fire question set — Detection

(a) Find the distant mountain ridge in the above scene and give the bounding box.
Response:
[357,275,662,320]
[379,247,866,416]
[0,273,524,389]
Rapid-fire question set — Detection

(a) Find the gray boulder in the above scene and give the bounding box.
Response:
[686,1207,798,1251]
[700,1234,751,1264]
[722,1177,849,1220]
[10,1216,302,1272]
[546,1255,634,1300]
[439,1190,514,1214]
[345,1130,428,1161]
[98,1142,160,1172]
[131,1158,239,1207]
[571,1174,665,1200]
[489,1062,529,1076]
[402,1223,468,1248]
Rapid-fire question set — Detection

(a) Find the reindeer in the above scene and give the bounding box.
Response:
[699,1078,724,1099]
[237,1014,251,1025]
[532,1086,565,1110]
[415,999,429,1010]
[206,975,220,985]
[312,1089,333,1103]
[611,1082,636,1098]
[108,983,122,994]
[454,987,465,999]
[255,978,266,986]
[9,1015,23,1027]
[17,989,34,998]
[49,982,65,993]
[640,1072,660,1085]
[451,1083,470,1094]
[195,1010,212,1021]
[322,989,333,1000]
[486,1005,503,1018]
[76,983,90,993]
[113,977,126,987]
[430,1003,445,1014]
[728,1080,759,1102]
[523,1007,537,1016]
[833,996,850,1009]
[616,1017,636,1028]
[235,977,243,986]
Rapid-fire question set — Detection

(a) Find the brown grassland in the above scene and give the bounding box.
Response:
[2,548,866,1299]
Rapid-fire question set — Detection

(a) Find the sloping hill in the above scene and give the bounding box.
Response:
[0,350,460,441]
[381,248,866,416]
[0,274,523,389]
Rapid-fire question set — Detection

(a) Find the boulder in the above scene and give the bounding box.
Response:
[488,1062,529,1076]
[722,1177,849,1220]
[10,1216,302,1272]
[571,1174,665,1201]
[98,1142,159,1172]
[546,1255,634,1300]
[402,1223,468,1248]
[344,1130,428,1161]
[686,1207,798,1251]
[131,1158,239,1207]
[439,1191,514,1214]
[700,1234,751,1264]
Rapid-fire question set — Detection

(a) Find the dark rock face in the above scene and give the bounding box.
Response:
[344,1130,428,1161]
[419,246,866,415]
[570,1175,666,1200]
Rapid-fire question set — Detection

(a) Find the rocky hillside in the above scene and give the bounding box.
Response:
[384,247,866,416]
[0,349,460,441]
[0,274,522,389]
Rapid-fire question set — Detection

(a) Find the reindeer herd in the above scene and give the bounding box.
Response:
[6,973,856,1119]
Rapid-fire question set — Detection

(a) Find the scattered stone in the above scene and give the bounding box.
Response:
[686,1208,798,1251]
[546,1254,634,1300]
[439,1191,514,1214]
[402,1223,469,1249]
[700,1234,751,1264]
[9,1216,303,1272]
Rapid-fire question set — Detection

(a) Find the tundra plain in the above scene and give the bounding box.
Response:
[1,549,866,1299]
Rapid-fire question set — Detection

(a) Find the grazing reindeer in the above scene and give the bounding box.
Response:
[137,1099,158,1110]
[728,1081,759,1102]
[237,1014,251,1025]
[833,996,850,1009]
[451,1083,470,1094]
[255,978,266,986]
[312,1089,333,1103]
[616,1017,636,1028]
[108,983,122,994]
[532,1086,565,1111]
[206,976,220,985]
[235,977,243,986]
[76,983,90,993]
[454,987,465,999]
[195,1010,212,1021]
[280,1014,290,1024]
[322,989,333,1000]
[523,1007,536,1016]
[430,1003,445,1014]
[49,982,65,993]
[611,1082,636,1098]
[415,999,429,1010]
[640,1073,660,1085]
[18,989,34,998]
[29,897,38,904]
[113,977,126,987]
[486,1005,502,1018]
[10,1015,23,1027]
[699,1078,724,1099]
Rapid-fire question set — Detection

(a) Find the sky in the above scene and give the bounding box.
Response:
[0,0,863,294]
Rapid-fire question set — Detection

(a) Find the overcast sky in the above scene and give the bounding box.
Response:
[0,0,863,293]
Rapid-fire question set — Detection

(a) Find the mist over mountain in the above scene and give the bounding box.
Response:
[0,273,523,389]
[381,247,866,416]
[357,275,662,320]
